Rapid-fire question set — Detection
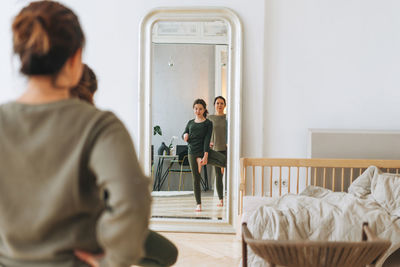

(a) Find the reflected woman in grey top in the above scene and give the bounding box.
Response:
[0,2,158,267]
[208,96,227,207]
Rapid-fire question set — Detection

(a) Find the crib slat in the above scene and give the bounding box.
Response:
[269,167,273,197]
[261,167,265,196]
[314,168,317,186]
[279,166,282,196]
[296,167,300,194]
[243,167,247,196]
[350,168,354,183]
[306,167,309,186]
[288,167,291,193]
[359,168,362,176]
[240,166,246,214]
[252,166,255,196]
[332,168,335,191]
[323,167,326,188]
[341,168,344,192]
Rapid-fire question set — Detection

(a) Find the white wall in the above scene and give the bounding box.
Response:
[0,0,265,159]
[1,0,400,159]
[263,0,400,157]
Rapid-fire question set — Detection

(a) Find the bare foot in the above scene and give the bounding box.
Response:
[195,204,202,212]
[217,199,223,207]
[196,157,202,173]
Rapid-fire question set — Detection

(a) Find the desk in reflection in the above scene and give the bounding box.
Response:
[153,155,177,191]
[152,155,209,191]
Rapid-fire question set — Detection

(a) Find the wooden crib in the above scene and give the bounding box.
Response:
[239,158,400,216]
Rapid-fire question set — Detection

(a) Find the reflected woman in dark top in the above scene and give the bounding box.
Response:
[183,99,226,212]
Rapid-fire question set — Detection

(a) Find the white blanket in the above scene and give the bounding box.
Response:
[246,166,400,267]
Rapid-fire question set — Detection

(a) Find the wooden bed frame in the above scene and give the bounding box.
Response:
[239,158,400,215]
[239,158,400,266]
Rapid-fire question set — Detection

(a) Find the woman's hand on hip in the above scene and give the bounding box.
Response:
[74,250,104,267]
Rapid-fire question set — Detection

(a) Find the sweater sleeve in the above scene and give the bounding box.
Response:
[182,121,190,141]
[88,113,151,267]
[209,116,215,145]
[203,120,213,153]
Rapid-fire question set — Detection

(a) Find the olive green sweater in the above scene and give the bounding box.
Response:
[182,119,213,155]
[0,99,151,267]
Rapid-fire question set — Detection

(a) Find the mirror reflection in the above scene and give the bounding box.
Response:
[150,20,229,220]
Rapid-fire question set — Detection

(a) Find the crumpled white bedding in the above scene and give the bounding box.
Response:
[245,166,400,267]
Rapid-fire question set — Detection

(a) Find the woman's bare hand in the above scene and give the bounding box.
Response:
[183,133,189,142]
[209,142,214,148]
[74,250,104,267]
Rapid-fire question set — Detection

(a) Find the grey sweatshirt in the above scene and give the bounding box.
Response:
[0,99,151,267]
[208,114,227,151]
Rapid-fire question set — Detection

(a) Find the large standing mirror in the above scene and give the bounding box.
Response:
[138,7,242,232]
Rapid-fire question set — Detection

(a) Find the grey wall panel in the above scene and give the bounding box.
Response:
[309,129,400,160]
[308,129,400,191]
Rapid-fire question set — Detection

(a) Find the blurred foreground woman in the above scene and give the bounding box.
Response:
[0,1,175,266]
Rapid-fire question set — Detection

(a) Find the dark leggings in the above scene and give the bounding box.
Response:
[188,150,226,204]
[76,231,177,267]
[213,150,226,200]
[138,230,178,267]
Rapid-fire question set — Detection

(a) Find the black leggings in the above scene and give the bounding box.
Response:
[138,230,178,267]
[213,150,226,200]
[188,150,226,204]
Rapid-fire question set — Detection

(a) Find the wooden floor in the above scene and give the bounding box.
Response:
[151,191,227,220]
[161,232,242,267]
[150,191,238,266]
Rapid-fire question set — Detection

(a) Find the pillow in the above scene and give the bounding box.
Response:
[371,171,400,217]
[348,165,378,198]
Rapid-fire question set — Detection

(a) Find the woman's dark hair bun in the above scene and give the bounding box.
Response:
[13,13,50,56]
[70,64,98,104]
[12,1,85,75]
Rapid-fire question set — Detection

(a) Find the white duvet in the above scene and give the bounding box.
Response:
[246,166,400,267]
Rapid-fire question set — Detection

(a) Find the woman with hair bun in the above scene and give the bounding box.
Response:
[0,1,175,267]
[183,98,226,212]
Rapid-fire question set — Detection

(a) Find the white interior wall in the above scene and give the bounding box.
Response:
[263,0,400,157]
[0,0,265,159]
[1,0,400,160]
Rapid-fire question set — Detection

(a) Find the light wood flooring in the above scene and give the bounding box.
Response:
[151,191,227,220]
[161,232,242,267]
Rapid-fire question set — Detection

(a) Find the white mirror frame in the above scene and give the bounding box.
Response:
[138,7,242,233]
